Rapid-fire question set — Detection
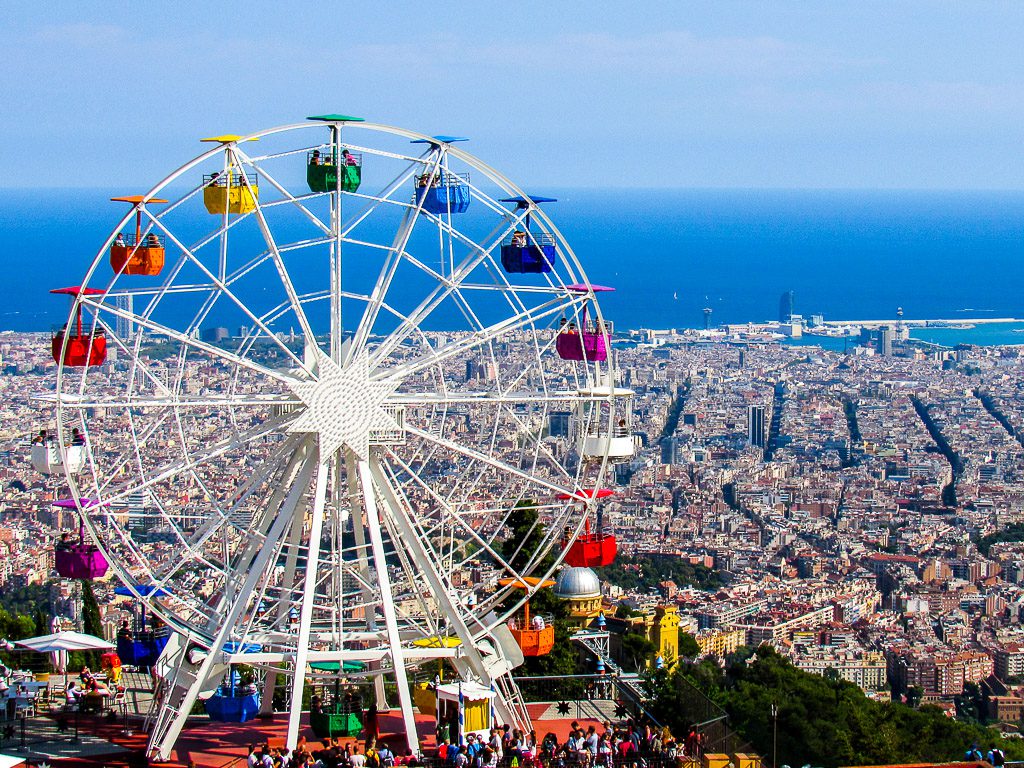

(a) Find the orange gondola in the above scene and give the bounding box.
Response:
[500,576,556,657]
[109,196,168,275]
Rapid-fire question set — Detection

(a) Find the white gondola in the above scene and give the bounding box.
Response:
[577,386,637,461]
[31,441,86,475]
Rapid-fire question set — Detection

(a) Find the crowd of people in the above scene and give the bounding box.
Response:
[437,721,696,768]
[243,719,701,768]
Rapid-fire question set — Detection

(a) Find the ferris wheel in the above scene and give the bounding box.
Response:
[44,117,635,759]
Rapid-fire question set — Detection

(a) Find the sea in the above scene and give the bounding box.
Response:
[3,187,1024,347]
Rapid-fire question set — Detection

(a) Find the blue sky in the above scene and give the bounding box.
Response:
[4,2,1024,189]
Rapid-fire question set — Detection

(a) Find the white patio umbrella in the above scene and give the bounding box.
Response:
[15,630,114,673]
[15,631,114,652]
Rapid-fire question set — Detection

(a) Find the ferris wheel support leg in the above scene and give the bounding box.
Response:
[367,460,529,733]
[150,446,316,762]
[285,456,330,750]
[358,458,419,754]
[270,468,316,717]
[346,453,389,711]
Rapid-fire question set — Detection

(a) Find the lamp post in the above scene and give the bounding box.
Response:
[771,702,778,768]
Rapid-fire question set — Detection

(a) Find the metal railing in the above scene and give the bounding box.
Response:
[504,233,556,247]
[113,234,164,248]
[308,150,363,167]
[416,170,470,188]
[203,172,258,187]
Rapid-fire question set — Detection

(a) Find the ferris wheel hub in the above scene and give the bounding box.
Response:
[286,349,400,460]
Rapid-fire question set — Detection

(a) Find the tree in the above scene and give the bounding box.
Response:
[0,607,37,669]
[80,580,104,669]
[645,645,1024,768]
[906,685,924,709]
[615,603,639,619]
[677,631,701,659]
[620,632,656,672]
[955,682,986,725]
[501,499,549,572]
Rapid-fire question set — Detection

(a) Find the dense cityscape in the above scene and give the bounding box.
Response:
[6,316,1024,728]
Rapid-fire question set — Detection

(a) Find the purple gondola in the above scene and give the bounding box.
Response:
[52,498,108,580]
[555,284,614,363]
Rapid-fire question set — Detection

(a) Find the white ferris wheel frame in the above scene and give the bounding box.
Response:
[46,120,631,759]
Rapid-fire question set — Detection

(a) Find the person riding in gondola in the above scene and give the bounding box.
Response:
[55,532,72,552]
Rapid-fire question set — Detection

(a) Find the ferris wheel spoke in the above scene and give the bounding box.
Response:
[367,458,516,694]
[353,459,419,749]
[52,393,296,409]
[380,449,529,586]
[148,218,313,374]
[97,412,294,509]
[184,435,302,554]
[227,147,319,354]
[376,297,569,383]
[82,295,298,387]
[403,423,573,498]
[393,390,580,406]
[91,408,176,496]
[348,206,421,360]
[232,153,332,238]
[205,438,317,631]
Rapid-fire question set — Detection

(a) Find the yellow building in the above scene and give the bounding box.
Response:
[652,605,680,665]
[695,627,745,658]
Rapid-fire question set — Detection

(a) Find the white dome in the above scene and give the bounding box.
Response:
[553,567,602,600]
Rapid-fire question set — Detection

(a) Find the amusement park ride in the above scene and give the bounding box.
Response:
[34,117,637,761]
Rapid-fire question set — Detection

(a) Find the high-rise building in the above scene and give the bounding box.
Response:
[465,359,476,382]
[779,290,795,323]
[548,411,571,438]
[747,405,766,448]
[880,327,894,357]
[115,294,134,340]
[201,327,229,343]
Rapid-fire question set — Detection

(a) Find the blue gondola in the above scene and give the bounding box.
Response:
[114,585,171,668]
[205,664,262,723]
[499,195,558,274]
[410,136,472,215]
[414,171,472,214]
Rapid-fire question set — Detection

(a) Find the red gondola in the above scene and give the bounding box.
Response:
[109,196,168,276]
[563,518,617,567]
[50,287,107,367]
[561,484,618,568]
